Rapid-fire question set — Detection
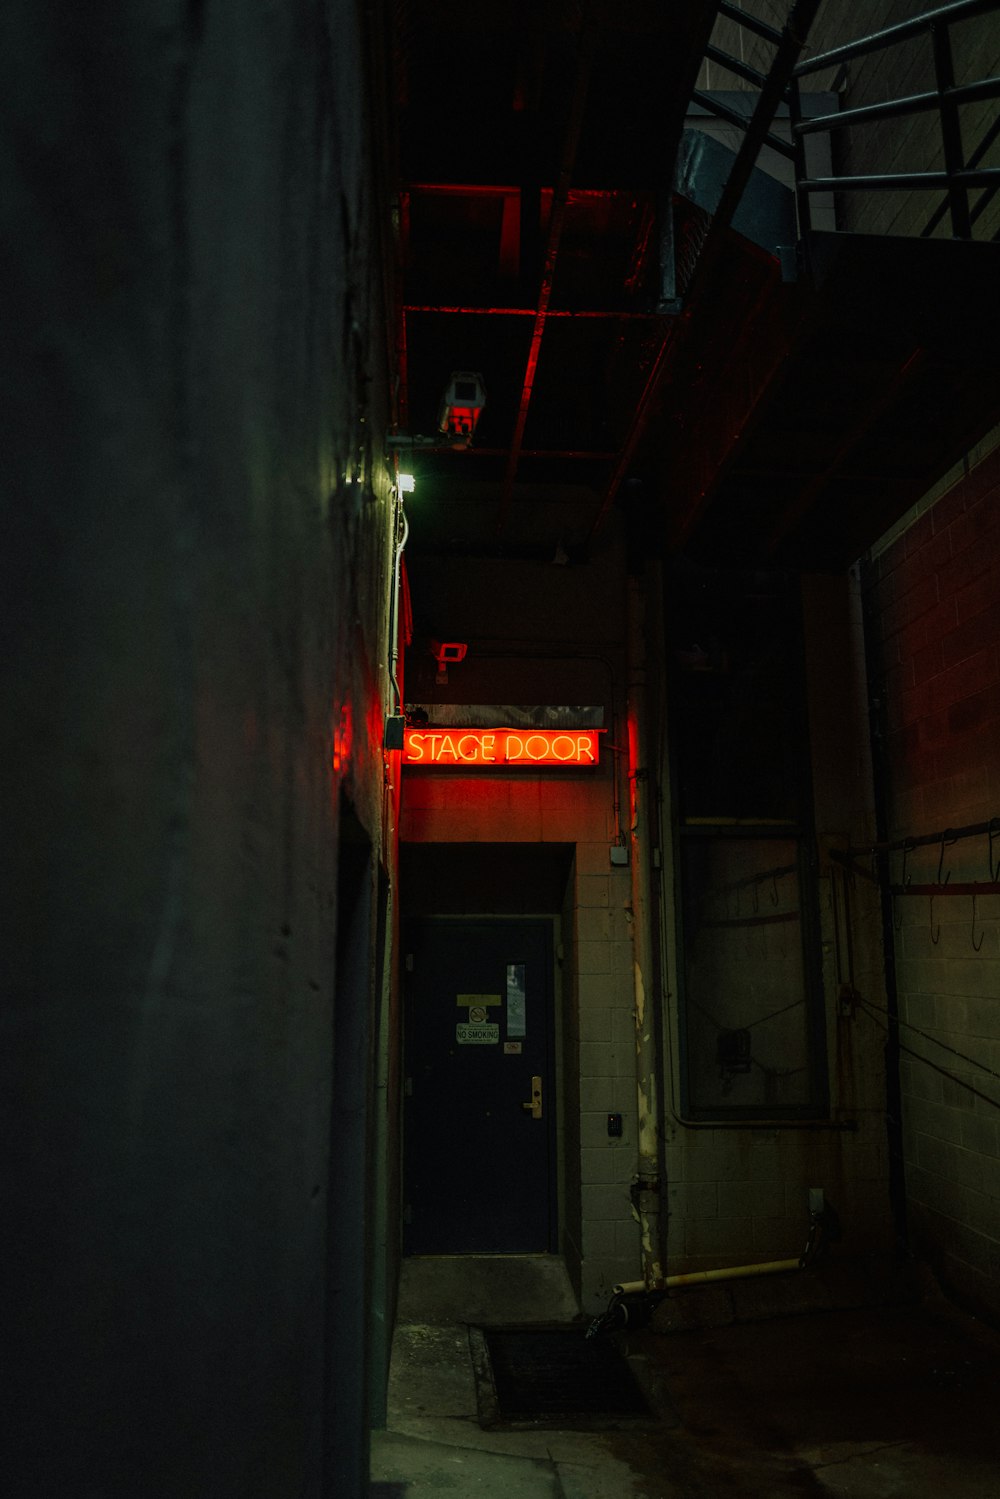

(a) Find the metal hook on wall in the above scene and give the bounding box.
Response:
[971,892,985,953]
[930,891,940,945]
[894,839,913,933]
[771,872,780,907]
[937,829,956,887]
[989,817,1000,883]
[900,838,914,890]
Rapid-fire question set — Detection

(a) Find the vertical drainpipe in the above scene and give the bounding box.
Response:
[387,495,408,717]
[627,572,664,1289]
[860,555,908,1255]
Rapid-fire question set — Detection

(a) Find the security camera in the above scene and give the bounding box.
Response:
[437,371,486,447]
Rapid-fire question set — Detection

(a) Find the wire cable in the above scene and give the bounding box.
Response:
[856,996,1000,1112]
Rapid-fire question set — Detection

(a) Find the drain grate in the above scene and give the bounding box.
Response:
[473,1324,650,1424]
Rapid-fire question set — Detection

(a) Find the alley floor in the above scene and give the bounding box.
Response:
[370,1255,1000,1498]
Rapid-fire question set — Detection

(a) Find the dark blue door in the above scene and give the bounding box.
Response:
[403,917,557,1254]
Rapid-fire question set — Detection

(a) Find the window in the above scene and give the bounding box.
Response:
[668,563,827,1119]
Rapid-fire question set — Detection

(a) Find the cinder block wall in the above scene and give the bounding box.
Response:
[400,546,648,1308]
[658,571,894,1274]
[400,548,900,1298]
[2,5,396,1495]
[864,439,1000,1315]
[397,745,640,1308]
[572,846,638,1303]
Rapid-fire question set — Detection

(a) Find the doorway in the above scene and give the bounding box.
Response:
[403,916,557,1254]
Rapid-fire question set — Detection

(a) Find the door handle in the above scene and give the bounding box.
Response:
[521,1075,542,1119]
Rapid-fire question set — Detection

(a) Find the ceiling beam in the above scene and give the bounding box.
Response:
[397,190,411,427]
[403,304,660,320]
[495,21,596,537]
[412,445,616,459]
[763,346,928,556]
[587,0,824,541]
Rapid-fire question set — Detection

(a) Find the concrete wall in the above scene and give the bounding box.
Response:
[864,437,1000,1316]
[3,4,397,1495]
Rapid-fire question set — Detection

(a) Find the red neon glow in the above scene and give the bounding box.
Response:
[403,727,601,767]
[332,703,353,773]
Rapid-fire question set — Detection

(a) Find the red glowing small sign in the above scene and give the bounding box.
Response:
[403,727,601,768]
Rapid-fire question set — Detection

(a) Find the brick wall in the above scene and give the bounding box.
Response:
[865,439,1000,1313]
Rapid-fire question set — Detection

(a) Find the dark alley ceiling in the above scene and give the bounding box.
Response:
[389,0,1000,573]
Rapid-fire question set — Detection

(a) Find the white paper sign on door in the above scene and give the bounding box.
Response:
[506,963,526,1038]
[456,1022,500,1045]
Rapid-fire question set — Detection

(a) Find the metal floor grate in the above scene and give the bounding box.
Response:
[472,1324,650,1425]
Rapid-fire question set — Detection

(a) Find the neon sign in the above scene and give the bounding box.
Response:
[403,727,601,767]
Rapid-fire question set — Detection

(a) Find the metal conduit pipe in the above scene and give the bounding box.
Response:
[585,1198,829,1337]
[623,1190,824,1287]
[614,1260,803,1297]
[626,573,663,1289]
[386,499,408,715]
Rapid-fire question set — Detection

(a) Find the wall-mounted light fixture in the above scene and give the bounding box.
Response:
[398,472,415,493]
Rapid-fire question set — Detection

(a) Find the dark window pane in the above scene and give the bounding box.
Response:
[679,837,822,1116]
[669,564,808,822]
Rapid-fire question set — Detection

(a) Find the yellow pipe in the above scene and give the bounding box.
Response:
[613,1257,802,1297]
[626,573,663,1288]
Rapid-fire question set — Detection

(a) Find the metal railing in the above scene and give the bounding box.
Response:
[791,0,1000,239]
[685,0,1000,254]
